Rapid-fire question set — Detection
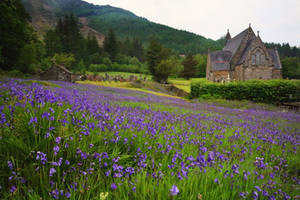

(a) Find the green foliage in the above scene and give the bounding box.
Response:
[281,57,300,79]
[119,38,145,62]
[102,57,113,67]
[17,40,46,74]
[40,57,52,71]
[44,29,62,57]
[17,43,37,74]
[181,55,198,79]
[146,38,172,82]
[44,14,103,70]
[0,0,36,70]
[52,53,76,69]
[88,12,221,54]
[76,59,86,72]
[191,79,300,103]
[168,57,183,78]
[154,59,176,83]
[0,46,3,64]
[45,0,222,54]
[194,54,207,77]
[104,29,118,62]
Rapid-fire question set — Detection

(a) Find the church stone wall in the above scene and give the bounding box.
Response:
[206,53,212,81]
[233,65,244,81]
[272,69,282,79]
[244,66,273,80]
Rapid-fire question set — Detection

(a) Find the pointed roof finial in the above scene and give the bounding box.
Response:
[249,23,251,28]
[257,30,260,37]
[225,28,231,41]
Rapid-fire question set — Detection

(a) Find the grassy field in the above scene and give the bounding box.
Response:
[0,78,299,199]
[77,80,183,99]
[169,78,205,93]
[85,72,205,93]
[86,71,151,79]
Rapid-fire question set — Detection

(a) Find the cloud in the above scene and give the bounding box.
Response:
[85,0,300,46]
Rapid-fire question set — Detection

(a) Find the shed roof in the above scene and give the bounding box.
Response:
[54,64,73,74]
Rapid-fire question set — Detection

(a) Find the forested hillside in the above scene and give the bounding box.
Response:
[21,0,222,54]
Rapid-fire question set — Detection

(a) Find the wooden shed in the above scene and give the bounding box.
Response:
[40,64,73,82]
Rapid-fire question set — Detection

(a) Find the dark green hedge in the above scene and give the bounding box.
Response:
[190,79,300,103]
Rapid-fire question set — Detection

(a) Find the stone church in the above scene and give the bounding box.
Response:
[206,25,282,82]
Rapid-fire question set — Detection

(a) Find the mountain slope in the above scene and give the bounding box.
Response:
[21,0,222,54]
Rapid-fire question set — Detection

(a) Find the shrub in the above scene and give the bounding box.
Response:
[190,79,300,103]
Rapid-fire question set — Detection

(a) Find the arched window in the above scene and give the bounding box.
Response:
[260,54,265,65]
[256,53,260,65]
[252,55,256,65]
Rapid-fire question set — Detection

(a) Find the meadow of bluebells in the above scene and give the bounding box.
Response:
[0,78,299,199]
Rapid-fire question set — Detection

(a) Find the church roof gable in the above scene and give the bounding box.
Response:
[223,28,248,56]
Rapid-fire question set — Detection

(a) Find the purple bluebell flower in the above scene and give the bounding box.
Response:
[53,146,60,155]
[10,185,16,193]
[55,137,61,144]
[170,185,179,196]
[239,192,248,198]
[7,161,13,170]
[65,191,71,198]
[49,168,56,177]
[132,186,136,192]
[28,116,37,125]
[255,186,262,192]
[111,183,117,190]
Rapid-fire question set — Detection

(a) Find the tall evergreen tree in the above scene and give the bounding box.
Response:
[146,38,172,82]
[0,0,32,70]
[87,34,101,55]
[44,29,62,57]
[146,38,164,76]
[130,38,144,62]
[104,29,118,62]
[181,54,198,79]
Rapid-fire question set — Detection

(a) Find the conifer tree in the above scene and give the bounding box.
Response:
[44,30,62,57]
[146,38,163,76]
[104,29,118,62]
[181,54,198,79]
[147,38,172,82]
[0,0,32,70]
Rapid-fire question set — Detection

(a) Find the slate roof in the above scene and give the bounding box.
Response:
[238,38,255,64]
[210,50,232,71]
[223,28,248,58]
[268,49,282,69]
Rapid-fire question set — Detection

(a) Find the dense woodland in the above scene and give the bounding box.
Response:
[1,0,300,80]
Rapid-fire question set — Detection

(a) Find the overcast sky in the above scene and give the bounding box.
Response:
[84,0,300,47]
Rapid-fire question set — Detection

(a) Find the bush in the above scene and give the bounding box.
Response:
[190,79,300,103]
[89,64,108,72]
